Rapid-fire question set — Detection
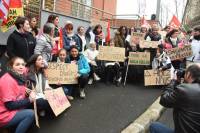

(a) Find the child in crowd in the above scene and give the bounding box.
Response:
[104,39,122,86]
[52,48,74,100]
[84,43,100,84]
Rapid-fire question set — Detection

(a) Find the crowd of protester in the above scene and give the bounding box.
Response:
[0,14,200,133]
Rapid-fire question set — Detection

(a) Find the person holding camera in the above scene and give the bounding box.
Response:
[150,64,200,133]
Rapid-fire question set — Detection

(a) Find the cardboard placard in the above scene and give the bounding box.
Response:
[140,40,159,48]
[47,63,78,84]
[129,52,150,65]
[186,61,200,68]
[144,69,171,86]
[132,32,145,40]
[97,46,125,62]
[166,45,192,61]
[44,87,71,116]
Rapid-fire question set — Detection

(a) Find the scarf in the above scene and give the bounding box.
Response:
[7,67,26,85]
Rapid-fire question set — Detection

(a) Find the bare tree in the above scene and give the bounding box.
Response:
[174,0,179,18]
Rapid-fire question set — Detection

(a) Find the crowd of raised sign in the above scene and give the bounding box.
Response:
[0,14,200,133]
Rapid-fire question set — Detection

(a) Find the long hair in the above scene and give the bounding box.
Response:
[93,24,102,35]
[26,54,44,74]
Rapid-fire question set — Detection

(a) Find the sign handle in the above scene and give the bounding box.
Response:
[32,84,40,128]
[124,60,129,86]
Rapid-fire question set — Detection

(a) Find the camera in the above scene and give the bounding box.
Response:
[176,69,185,79]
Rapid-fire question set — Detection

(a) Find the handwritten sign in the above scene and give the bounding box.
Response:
[47,63,78,84]
[140,40,159,48]
[166,45,192,61]
[144,70,171,86]
[97,46,125,62]
[44,87,71,116]
[129,52,150,65]
[132,32,144,40]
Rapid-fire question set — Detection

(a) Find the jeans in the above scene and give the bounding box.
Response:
[5,109,34,133]
[150,122,174,133]
[62,85,73,96]
[78,74,89,89]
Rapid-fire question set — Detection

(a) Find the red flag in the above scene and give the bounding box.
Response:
[9,0,21,8]
[58,28,63,50]
[105,21,110,43]
[140,15,149,28]
[169,15,181,29]
[0,0,10,22]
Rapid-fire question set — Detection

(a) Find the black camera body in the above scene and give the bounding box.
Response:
[176,69,185,79]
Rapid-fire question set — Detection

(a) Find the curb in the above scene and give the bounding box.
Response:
[121,97,165,133]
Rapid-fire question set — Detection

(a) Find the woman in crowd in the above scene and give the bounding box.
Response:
[47,14,60,37]
[85,26,95,45]
[76,26,87,53]
[51,48,74,100]
[145,25,161,41]
[93,24,104,49]
[26,54,52,116]
[27,16,38,37]
[67,45,90,98]
[7,16,36,62]
[84,43,100,85]
[63,21,80,52]
[104,39,122,86]
[34,23,55,67]
[164,29,185,69]
[0,57,35,133]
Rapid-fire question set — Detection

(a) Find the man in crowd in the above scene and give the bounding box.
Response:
[150,64,200,133]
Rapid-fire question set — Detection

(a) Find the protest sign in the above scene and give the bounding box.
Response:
[47,63,78,84]
[144,69,171,86]
[44,87,71,116]
[97,46,125,62]
[129,52,150,65]
[132,32,145,40]
[1,0,24,32]
[166,45,192,61]
[139,40,159,48]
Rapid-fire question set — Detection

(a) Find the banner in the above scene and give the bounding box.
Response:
[144,69,171,86]
[140,40,158,49]
[129,52,150,65]
[169,15,181,29]
[97,46,125,62]
[47,63,78,84]
[44,87,71,116]
[166,45,192,61]
[0,0,23,32]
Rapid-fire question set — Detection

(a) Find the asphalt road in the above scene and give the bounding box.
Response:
[29,82,162,133]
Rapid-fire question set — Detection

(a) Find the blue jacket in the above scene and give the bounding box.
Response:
[62,29,80,51]
[67,54,90,75]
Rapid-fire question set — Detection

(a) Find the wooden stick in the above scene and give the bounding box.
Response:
[32,84,40,128]
[124,61,129,86]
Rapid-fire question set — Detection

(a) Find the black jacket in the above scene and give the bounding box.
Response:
[160,82,200,133]
[6,30,36,61]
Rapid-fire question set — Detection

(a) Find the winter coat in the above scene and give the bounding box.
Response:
[6,30,36,61]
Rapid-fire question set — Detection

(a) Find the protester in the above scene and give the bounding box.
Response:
[26,54,52,116]
[104,39,122,86]
[6,16,36,62]
[93,24,104,49]
[51,48,74,100]
[85,26,95,45]
[46,14,60,37]
[140,25,148,34]
[67,45,90,98]
[150,64,200,133]
[83,43,100,85]
[76,26,87,53]
[187,26,200,62]
[34,23,55,67]
[63,21,80,52]
[0,57,35,133]
[145,25,161,41]
[27,16,38,37]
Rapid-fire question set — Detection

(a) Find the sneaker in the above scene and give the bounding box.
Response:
[116,77,122,87]
[39,110,46,117]
[80,89,86,99]
[67,95,74,101]
[93,73,101,81]
[88,78,93,85]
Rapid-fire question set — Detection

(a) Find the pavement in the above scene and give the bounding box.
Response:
[28,81,162,133]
